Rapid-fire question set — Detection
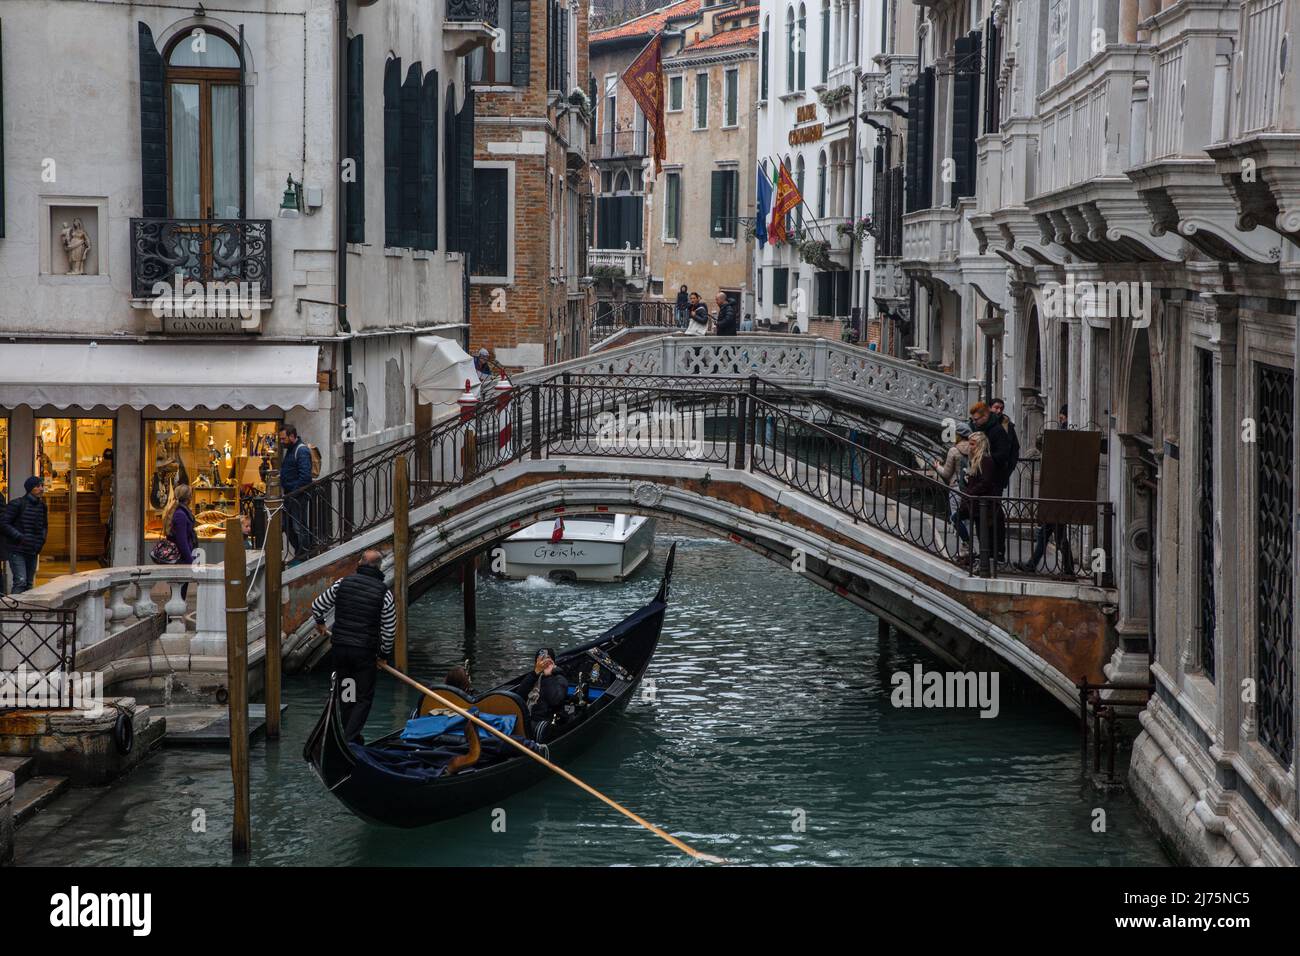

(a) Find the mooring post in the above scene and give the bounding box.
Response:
[264,474,283,741]
[393,456,410,672]
[878,618,891,642]
[224,518,251,856]
[463,553,478,632]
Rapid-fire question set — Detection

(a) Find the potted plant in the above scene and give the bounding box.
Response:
[796,236,834,270]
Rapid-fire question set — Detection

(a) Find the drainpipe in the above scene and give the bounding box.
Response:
[337,0,355,526]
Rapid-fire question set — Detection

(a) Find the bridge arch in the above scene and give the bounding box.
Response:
[284,457,1116,713]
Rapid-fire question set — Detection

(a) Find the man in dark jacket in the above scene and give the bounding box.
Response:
[312,549,396,743]
[989,398,1021,490]
[1,477,49,594]
[518,647,569,738]
[714,292,738,336]
[968,402,1015,488]
[278,424,315,559]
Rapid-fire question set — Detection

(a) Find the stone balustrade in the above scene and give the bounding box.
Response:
[1,556,267,679]
[515,333,979,427]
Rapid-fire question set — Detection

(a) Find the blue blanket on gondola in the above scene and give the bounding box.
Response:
[400,710,516,742]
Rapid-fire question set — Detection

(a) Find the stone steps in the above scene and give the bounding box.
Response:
[0,754,36,787]
[13,775,70,826]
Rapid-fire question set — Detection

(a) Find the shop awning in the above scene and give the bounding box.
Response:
[412,335,478,420]
[0,343,322,411]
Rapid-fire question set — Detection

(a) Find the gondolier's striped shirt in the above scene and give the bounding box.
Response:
[311,582,397,658]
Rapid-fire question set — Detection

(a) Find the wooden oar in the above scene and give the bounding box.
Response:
[378,661,725,863]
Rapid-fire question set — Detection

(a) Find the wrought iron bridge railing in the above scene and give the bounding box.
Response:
[0,596,78,711]
[592,301,678,337]
[129,218,272,300]
[281,375,1114,587]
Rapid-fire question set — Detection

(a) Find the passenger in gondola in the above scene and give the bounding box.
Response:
[445,665,475,696]
[518,648,569,736]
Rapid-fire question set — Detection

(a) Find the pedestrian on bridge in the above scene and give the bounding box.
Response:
[958,432,1005,565]
[1,476,48,594]
[714,292,738,337]
[313,548,397,744]
[279,424,315,561]
[675,285,690,328]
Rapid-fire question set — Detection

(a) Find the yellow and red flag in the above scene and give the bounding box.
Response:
[768,161,802,245]
[621,32,667,176]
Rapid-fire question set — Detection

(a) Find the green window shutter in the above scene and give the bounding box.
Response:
[345,35,366,245]
[400,63,422,248]
[773,268,788,306]
[727,170,738,238]
[760,21,769,100]
[138,22,168,219]
[383,58,402,248]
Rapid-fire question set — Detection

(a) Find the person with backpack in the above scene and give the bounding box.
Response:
[1,476,49,594]
[279,424,315,559]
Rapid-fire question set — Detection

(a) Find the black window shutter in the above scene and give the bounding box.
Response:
[835,270,851,317]
[760,23,768,100]
[138,22,168,218]
[560,8,568,92]
[816,273,833,316]
[709,170,723,237]
[873,142,885,247]
[346,35,365,245]
[453,87,476,255]
[444,84,457,252]
[400,62,422,248]
[472,167,507,276]
[420,70,439,251]
[904,80,918,212]
[952,32,981,204]
[985,18,1001,134]
[728,171,739,238]
[918,67,935,209]
[384,58,402,248]
[512,2,530,87]
[774,268,788,306]
[890,165,903,252]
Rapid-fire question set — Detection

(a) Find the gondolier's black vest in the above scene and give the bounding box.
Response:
[330,565,388,652]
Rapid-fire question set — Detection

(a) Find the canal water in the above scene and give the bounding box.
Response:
[17,532,1169,866]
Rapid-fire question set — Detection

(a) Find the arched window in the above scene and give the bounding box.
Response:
[164,29,243,218]
[614,170,632,193]
[761,16,770,100]
[817,150,827,218]
[797,4,807,91]
[795,154,805,231]
[785,7,795,93]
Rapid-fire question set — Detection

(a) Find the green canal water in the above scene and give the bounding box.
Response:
[17,532,1170,866]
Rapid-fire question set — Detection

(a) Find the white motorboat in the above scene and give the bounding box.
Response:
[500,514,656,582]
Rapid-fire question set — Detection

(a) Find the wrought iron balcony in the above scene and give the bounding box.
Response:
[447,0,498,22]
[595,128,654,161]
[129,218,272,300]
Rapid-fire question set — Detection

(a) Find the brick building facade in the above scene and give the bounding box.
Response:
[467,1,594,369]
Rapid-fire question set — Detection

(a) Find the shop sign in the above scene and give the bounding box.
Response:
[161,316,246,334]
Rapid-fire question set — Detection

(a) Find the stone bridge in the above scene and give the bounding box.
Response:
[274,365,1117,711]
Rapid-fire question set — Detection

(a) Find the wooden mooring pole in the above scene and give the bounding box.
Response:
[393,456,410,671]
[264,479,283,740]
[224,518,251,856]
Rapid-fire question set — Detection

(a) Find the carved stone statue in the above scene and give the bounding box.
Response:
[61,218,91,275]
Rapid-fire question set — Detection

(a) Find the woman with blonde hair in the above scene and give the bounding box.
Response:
[163,484,199,597]
[958,432,1004,561]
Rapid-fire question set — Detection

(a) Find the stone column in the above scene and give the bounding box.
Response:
[1120,0,1139,43]
[113,406,142,567]
[1204,294,1241,753]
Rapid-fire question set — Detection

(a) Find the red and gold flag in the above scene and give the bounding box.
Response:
[768,162,802,245]
[621,31,667,176]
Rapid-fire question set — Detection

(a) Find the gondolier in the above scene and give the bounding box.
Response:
[312,549,397,744]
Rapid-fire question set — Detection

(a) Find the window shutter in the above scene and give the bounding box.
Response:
[710,170,724,237]
[773,267,788,306]
[835,269,851,317]
[346,35,366,245]
[444,84,457,251]
[589,73,597,144]
[952,32,981,204]
[384,58,402,248]
[400,63,422,248]
[728,170,738,238]
[816,273,833,317]
[761,22,768,100]
[512,1,530,87]
[917,67,935,209]
[454,88,476,255]
[560,8,568,92]
[472,167,508,276]
[420,70,439,251]
[984,18,1001,134]
[138,22,168,218]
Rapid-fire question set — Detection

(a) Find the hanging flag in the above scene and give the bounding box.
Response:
[755,161,772,248]
[766,162,783,244]
[550,515,565,544]
[769,161,802,246]
[621,32,667,176]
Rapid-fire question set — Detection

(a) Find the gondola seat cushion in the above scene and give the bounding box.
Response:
[402,711,516,742]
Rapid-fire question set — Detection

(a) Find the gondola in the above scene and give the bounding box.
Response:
[303,544,675,828]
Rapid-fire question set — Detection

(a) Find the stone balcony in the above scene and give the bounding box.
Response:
[1205,0,1300,250]
[1024,46,1186,264]
[901,206,960,268]
[562,107,589,170]
[1126,0,1285,264]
